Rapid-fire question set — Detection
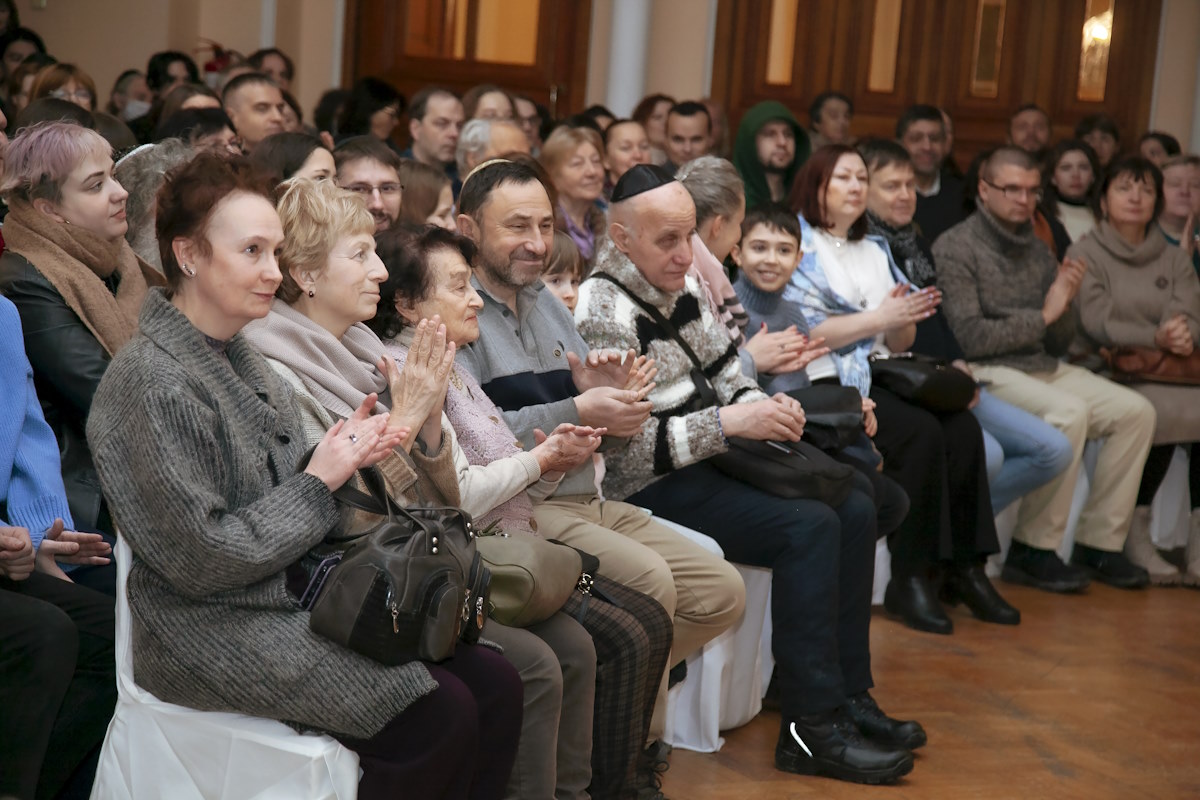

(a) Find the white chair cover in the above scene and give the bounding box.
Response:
[655,518,774,753]
[91,535,360,800]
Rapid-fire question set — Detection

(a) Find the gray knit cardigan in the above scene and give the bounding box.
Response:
[86,289,437,740]
[933,206,1076,373]
[576,240,766,500]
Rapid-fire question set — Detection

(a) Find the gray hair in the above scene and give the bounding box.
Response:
[457,118,493,178]
[676,155,744,225]
[115,138,196,272]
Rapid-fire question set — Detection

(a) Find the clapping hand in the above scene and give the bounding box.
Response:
[745,325,831,374]
[32,519,112,582]
[532,423,607,479]
[623,355,658,397]
[306,393,409,491]
[876,284,940,330]
[382,316,456,449]
[569,348,636,393]
[0,526,35,581]
[1156,313,1194,356]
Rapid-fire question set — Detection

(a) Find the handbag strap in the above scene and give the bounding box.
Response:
[591,272,707,373]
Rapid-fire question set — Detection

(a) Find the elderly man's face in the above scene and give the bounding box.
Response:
[465,179,555,289]
[611,183,696,293]
[485,122,530,161]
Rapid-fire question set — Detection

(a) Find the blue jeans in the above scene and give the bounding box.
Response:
[973,389,1073,514]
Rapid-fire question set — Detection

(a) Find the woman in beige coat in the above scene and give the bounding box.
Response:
[1070,156,1200,586]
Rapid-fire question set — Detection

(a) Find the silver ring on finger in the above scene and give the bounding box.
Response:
[348,433,359,443]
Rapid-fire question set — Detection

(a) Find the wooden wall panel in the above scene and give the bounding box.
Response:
[712,0,1163,168]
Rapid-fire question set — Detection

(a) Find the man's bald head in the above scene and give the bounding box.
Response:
[610,181,696,292]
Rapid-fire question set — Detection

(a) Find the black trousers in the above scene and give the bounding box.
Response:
[834,451,911,539]
[869,386,1000,576]
[628,461,876,718]
[563,577,672,800]
[0,573,116,800]
[1138,443,1200,508]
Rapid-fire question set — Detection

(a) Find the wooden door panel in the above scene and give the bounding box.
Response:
[713,0,1162,167]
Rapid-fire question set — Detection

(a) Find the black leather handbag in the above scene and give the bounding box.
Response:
[785,384,865,452]
[591,272,855,507]
[868,352,976,413]
[306,466,490,665]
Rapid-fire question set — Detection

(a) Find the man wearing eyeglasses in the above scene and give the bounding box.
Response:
[934,146,1156,595]
[333,136,403,233]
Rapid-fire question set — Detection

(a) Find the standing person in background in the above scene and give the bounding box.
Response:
[513,94,545,153]
[631,93,675,166]
[462,84,515,122]
[732,100,810,210]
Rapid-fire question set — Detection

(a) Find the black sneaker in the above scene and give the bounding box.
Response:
[845,691,927,750]
[1071,544,1150,589]
[775,708,914,785]
[1002,541,1091,593]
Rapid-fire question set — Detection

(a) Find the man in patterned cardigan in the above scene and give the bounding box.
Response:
[575,164,921,786]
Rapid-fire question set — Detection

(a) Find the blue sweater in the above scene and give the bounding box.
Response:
[0,295,73,549]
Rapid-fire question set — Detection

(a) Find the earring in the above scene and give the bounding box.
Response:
[307,289,315,298]
[181,263,196,277]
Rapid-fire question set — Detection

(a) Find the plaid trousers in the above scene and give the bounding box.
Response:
[562,576,672,800]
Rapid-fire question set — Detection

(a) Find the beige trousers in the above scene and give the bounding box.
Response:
[971,362,1156,552]
[533,495,746,740]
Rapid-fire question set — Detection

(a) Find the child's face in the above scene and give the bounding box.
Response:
[732,223,801,294]
[544,271,581,312]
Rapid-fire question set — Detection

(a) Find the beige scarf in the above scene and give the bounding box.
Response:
[3,198,163,355]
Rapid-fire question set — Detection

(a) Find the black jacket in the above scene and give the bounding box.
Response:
[0,250,115,532]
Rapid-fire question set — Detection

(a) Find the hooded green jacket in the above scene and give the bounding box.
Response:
[732,101,811,211]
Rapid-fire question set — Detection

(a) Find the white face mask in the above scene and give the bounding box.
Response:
[122,99,152,121]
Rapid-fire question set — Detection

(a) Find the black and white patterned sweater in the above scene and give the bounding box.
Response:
[575,240,766,500]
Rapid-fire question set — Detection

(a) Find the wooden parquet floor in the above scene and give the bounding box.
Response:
[659,583,1200,800]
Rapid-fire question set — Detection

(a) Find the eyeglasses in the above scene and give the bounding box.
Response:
[984,180,1043,202]
[49,89,93,103]
[345,183,401,197]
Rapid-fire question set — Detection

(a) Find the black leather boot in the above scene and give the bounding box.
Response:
[775,707,914,785]
[942,563,1021,625]
[845,691,927,750]
[883,574,952,634]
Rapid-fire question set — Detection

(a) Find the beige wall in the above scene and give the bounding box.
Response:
[586,0,715,112]
[1150,0,1200,149]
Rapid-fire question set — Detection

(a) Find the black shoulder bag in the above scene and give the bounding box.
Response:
[591,272,854,507]
[300,464,490,665]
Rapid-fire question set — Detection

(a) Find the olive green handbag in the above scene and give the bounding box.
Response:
[476,533,590,627]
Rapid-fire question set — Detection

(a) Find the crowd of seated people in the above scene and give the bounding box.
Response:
[1,25,1199,799]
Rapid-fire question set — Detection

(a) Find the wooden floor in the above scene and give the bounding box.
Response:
[660,583,1200,799]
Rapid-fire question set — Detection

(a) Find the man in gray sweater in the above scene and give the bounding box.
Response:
[935,147,1155,592]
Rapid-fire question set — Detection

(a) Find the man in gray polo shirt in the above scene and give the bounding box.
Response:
[455,160,746,757]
